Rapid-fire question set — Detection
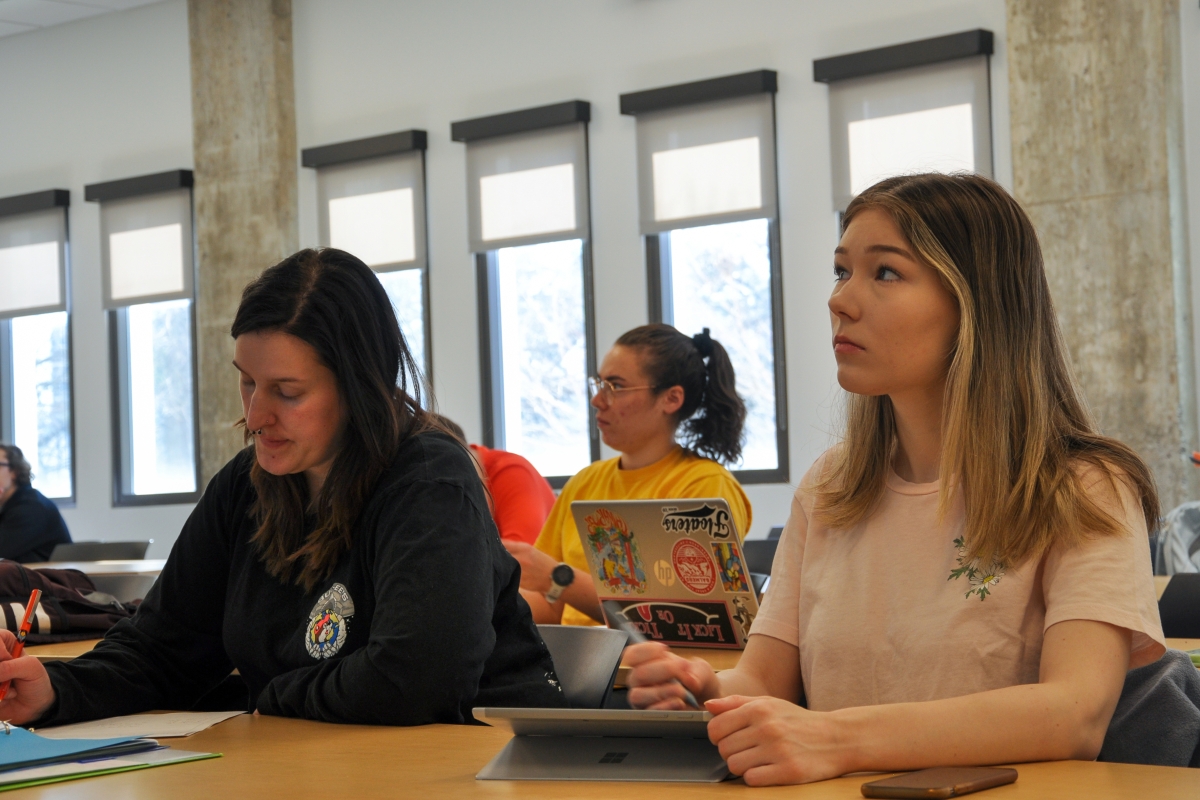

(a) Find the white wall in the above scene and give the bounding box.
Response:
[0,0,193,558]
[293,0,1012,538]
[0,0,1013,554]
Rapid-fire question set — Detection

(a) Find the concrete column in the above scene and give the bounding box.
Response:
[188,0,298,483]
[1007,0,1197,508]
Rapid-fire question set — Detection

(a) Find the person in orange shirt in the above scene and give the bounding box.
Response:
[437,416,555,546]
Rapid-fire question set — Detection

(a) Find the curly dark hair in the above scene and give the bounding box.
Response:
[614,324,746,465]
[0,444,32,486]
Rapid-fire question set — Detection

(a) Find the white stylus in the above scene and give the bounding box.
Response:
[602,600,702,710]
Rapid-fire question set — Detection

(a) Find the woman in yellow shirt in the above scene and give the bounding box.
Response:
[503,324,752,626]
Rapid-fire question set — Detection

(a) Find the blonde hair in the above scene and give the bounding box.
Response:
[815,173,1158,568]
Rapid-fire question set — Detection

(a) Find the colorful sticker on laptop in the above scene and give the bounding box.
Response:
[603,599,741,649]
[584,508,647,595]
[671,538,716,595]
[710,542,750,594]
[729,594,756,641]
[305,582,355,660]
[653,559,676,587]
[660,503,735,540]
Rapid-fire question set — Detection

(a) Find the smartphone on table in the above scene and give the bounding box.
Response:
[861,767,1017,798]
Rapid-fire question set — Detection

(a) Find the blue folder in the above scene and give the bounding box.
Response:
[0,726,158,773]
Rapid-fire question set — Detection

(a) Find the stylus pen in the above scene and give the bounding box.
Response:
[0,588,42,704]
[602,600,702,710]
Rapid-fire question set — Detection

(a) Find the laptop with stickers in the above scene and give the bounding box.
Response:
[570,498,760,650]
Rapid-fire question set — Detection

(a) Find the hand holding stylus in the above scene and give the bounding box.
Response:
[602,600,705,710]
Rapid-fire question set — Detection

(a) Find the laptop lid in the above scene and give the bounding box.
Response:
[571,498,760,649]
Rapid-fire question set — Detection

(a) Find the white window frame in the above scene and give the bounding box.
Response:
[0,189,75,504]
[452,101,599,487]
[86,170,201,507]
[621,71,790,483]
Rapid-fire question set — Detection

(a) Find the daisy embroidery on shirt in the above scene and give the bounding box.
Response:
[948,536,1006,601]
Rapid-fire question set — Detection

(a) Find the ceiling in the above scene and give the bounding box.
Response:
[0,0,161,39]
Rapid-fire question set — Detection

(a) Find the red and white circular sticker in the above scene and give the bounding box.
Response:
[671,538,716,595]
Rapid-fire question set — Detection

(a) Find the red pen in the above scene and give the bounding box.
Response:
[0,588,42,703]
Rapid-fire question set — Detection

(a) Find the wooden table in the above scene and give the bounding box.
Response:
[5,714,1197,799]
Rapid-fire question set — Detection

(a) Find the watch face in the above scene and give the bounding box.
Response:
[552,563,575,586]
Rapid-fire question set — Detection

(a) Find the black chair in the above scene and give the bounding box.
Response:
[49,541,152,562]
[767,525,784,540]
[742,539,779,576]
[1159,574,1200,638]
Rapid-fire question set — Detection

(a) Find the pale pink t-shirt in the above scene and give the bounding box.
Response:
[751,454,1165,712]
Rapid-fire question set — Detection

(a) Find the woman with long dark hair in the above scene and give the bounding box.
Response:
[0,248,564,726]
[505,323,753,625]
[625,174,1164,784]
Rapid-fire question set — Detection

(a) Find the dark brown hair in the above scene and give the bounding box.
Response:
[816,173,1158,568]
[0,444,32,487]
[231,248,431,591]
[614,324,746,465]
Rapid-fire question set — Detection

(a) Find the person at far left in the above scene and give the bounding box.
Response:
[0,444,71,563]
[0,247,565,727]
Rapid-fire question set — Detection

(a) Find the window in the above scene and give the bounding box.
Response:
[815,29,994,210]
[621,71,788,480]
[303,130,431,382]
[0,190,74,502]
[86,170,199,505]
[452,101,598,484]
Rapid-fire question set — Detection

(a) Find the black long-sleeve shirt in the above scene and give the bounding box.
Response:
[0,485,71,563]
[41,431,564,725]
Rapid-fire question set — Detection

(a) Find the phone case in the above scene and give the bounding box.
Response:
[860,767,1018,799]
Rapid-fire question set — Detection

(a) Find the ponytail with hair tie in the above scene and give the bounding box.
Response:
[615,323,746,465]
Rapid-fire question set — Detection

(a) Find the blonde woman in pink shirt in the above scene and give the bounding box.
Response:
[625,173,1165,786]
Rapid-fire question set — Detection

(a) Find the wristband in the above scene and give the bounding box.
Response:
[544,563,575,604]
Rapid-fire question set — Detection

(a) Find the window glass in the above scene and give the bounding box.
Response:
[666,219,777,471]
[9,311,72,498]
[0,242,60,315]
[375,268,426,381]
[652,137,762,222]
[126,299,196,495]
[495,238,590,477]
[328,188,416,267]
[480,163,576,242]
[847,103,975,195]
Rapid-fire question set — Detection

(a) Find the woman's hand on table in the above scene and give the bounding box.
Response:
[0,629,56,725]
[706,695,846,786]
[625,641,720,709]
[501,540,559,594]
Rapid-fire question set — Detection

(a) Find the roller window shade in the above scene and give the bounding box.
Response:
[827,55,991,211]
[466,123,589,252]
[317,150,426,271]
[0,208,67,319]
[100,188,193,308]
[634,94,777,235]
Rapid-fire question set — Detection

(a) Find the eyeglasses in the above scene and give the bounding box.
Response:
[587,377,655,405]
[0,463,9,469]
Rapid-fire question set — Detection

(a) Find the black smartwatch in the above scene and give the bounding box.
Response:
[544,563,575,604]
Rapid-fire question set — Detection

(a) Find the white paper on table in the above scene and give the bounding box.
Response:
[38,711,244,740]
